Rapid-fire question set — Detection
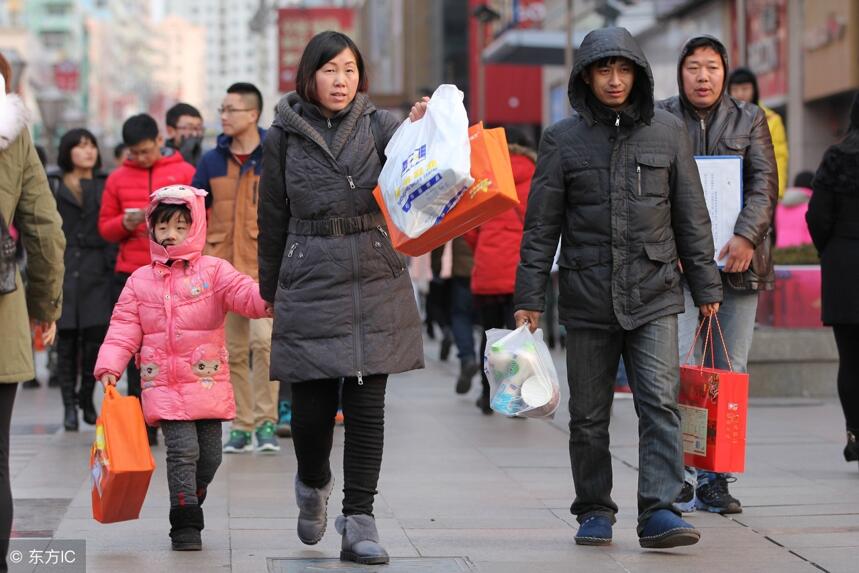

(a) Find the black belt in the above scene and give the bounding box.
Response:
[288,212,386,237]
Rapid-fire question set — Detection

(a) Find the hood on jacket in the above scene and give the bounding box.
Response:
[0,74,29,151]
[568,27,655,125]
[146,185,208,266]
[676,35,730,115]
[850,91,859,133]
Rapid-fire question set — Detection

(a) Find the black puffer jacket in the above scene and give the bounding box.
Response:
[514,27,722,330]
[658,36,778,292]
[257,92,424,384]
[806,93,859,325]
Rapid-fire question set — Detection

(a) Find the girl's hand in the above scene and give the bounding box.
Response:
[409,96,430,122]
[264,302,274,318]
[100,374,117,389]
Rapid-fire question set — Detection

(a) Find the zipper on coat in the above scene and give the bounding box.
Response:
[345,165,364,383]
[636,165,641,196]
[287,242,298,257]
[327,117,333,129]
[615,114,620,128]
[699,118,707,154]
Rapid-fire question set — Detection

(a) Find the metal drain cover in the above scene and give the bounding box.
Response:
[267,557,475,572]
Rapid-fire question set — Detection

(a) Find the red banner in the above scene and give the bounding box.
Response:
[54,60,79,92]
[278,8,356,93]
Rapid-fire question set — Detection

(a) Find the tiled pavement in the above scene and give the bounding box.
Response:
[7,337,859,572]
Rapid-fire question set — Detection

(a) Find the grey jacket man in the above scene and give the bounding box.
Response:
[257,92,424,384]
[658,35,778,292]
[514,27,722,330]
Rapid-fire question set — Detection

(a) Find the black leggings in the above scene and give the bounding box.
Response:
[1,383,18,572]
[475,294,517,395]
[833,325,859,433]
[290,376,387,516]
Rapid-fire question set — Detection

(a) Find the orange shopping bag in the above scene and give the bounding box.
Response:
[90,385,156,523]
[678,316,749,473]
[373,122,519,256]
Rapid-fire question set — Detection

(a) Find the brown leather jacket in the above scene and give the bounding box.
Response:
[659,36,778,292]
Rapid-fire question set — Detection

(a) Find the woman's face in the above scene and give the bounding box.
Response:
[71,138,99,171]
[314,48,360,117]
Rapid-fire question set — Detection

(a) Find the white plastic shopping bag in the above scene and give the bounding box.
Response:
[378,84,474,238]
[484,325,561,418]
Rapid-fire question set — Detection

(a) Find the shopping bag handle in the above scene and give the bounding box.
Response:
[684,314,734,373]
[103,385,120,400]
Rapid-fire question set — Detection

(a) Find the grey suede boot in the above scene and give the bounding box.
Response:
[295,474,334,545]
[336,514,389,565]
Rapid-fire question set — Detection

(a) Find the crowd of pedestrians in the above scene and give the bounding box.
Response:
[1,23,858,570]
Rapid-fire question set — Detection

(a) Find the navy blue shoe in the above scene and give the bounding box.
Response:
[639,509,701,549]
[574,514,613,546]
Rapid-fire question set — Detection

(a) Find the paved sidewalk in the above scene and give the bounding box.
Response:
[8,337,859,572]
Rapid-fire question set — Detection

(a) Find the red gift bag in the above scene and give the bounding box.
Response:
[678,316,749,473]
[90,386,156,523]
[373,122,519,256]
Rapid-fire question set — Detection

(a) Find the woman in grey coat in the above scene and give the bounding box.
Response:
[257,31,423,565]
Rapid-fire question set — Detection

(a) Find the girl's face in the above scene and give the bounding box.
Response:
[314,48,360,117]
[71,138,99,171]
[153,211,190,247]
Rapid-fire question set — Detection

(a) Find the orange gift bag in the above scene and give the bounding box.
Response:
[678,316,749,473]
[90,385,156,523]
[373,122,519,256]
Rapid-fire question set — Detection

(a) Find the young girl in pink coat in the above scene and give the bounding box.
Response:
[95,184,269,551]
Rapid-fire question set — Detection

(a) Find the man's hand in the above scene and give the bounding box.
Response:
[100,373,118,389]
[699,302,720,318]
[718,235,755,273]
[514,309,542,333]
[408,96,430,122]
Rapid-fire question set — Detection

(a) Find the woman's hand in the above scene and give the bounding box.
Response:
[699,302,720,318]
[408,96,430,122]
[100,373,117,389]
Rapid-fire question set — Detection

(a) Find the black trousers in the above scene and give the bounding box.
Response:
[833,325,859,433]
[474,294,516,395]
[56,325,108,398]
[291,375,387,516]
[1,383,18,572]
[114,273,141,399]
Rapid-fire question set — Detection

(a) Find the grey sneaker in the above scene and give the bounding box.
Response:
[255,421,280,453]
[223,429,253,453]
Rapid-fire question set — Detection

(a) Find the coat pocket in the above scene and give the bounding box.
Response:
[373,227,406,278]
[636,153,671,197]
[278,238,309,289]
[636,240,679,306]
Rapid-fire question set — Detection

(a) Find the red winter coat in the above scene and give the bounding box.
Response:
[98,150,195,274]
[466,148,535,295]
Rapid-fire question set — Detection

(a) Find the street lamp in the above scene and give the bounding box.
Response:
[0,49,26,93]
[36,87,67,164]
[473,3,501,122]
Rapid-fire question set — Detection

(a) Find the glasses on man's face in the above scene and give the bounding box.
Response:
[218,107,253,116]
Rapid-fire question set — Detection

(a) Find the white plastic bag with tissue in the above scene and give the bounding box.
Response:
[378,84,474,238]
[484,325,561,418]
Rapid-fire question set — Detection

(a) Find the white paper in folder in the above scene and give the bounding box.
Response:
[694,156,743,267]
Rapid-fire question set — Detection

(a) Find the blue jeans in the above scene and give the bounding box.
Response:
[449,277,476,363]
[565,315,684,533]
[678,276,758,486]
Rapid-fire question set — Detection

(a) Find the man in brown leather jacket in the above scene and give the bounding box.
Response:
[659,35,778,516]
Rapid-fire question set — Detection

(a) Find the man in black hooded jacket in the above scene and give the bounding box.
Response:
[514,27,722,549]
[659,36,777,516]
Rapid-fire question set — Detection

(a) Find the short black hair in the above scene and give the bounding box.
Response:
[57,128,102,173]
[295,31,367,105]
[122,114,159,146]
[727,67,760,104]
[793,171,814,189]
[113,142,127,160]
[227,82,263,113]
[166,103,202,128]
[149,202,192,230]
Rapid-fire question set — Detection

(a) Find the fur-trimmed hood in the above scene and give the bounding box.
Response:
[0,92,29,151]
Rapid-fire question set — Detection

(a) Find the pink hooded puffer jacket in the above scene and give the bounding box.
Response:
[94,185,267,426]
